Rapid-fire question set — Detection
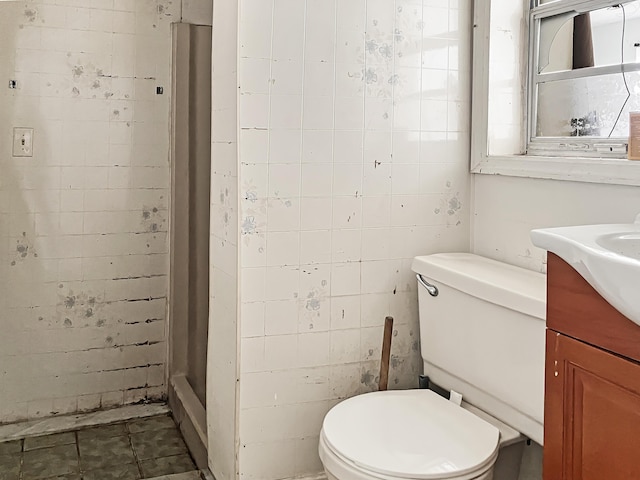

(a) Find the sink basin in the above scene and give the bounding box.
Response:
[531,214,640,325]
[597,233,640,261]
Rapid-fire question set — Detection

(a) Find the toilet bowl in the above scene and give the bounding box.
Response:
[319,390,501,480]
[318,254,546,480]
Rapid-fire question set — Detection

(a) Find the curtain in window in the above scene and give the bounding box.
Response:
[573,13,594,69]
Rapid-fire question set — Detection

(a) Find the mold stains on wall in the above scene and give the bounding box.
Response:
[72,65,84,79]
[300,286,327,331]
[11,232,37,266]
[68,59,116,100]
[241,184,267,243]
[448,194,462,216]
[432,180,465,226]
[57,288,106,328]
[141,206,166,233]
[360,364,380,392]
[23,6,37,23]
[157,0,176,19]
[241,216,258,236]
[299,267,330,332]
[0,0,172,423]
[243,181,259,205]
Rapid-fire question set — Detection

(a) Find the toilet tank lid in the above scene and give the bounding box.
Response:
[412,253,546,320]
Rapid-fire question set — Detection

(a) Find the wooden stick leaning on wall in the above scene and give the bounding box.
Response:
[378,316,394,391]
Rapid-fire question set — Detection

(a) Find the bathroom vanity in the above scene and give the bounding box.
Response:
[543,253,640,479]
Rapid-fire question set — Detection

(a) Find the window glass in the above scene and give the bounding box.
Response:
[531,0,640,148]
[539,3,640,74]
[536,71,640,137]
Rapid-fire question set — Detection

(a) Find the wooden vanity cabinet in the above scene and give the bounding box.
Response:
[544,254,640,480]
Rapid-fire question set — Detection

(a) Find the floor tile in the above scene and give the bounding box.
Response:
[127,415,176,434]
[0,471,20,480]
[139,454,196,478]
[0,405,169,445]
[131,428,188,460]
[22,444,79,479]
[77,423,127,442]
[12,413,196,480]
[82,462,141,480]
[24,432,76,451]
[0,453,21,480]
[78,435,136,470]
[0,440,22,456]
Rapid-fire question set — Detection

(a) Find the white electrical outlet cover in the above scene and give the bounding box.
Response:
[13,127,34,157]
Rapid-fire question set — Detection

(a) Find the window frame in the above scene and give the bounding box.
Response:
[471,0,640,186]
[528,0,640,157]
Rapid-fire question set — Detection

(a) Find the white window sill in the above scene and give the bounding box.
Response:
[471,155,640,187]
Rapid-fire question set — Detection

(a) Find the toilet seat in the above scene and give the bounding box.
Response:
[320,390,500,480]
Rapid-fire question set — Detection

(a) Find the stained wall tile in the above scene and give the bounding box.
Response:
[236,0,471,477]
[0,0,172,423]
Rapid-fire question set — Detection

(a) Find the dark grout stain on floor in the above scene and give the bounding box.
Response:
[0,415,198,480]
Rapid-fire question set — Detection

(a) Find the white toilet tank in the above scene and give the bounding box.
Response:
[412,253,546,445]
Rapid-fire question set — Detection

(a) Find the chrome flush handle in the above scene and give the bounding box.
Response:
[416,274,439,297]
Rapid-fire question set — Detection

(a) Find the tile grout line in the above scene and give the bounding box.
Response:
[20,437,24,480]
[4,414,198,479]
[74,429,81,475]
[126,419,147,479]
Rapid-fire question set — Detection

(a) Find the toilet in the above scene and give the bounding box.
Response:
[319,253,546,480]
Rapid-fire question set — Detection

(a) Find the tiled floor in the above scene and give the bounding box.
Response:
[0,415,199,480]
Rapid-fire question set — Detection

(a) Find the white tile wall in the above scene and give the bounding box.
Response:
[237,0,472,477]
[0,0,177,423]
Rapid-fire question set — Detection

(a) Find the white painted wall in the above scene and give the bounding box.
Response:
[472,175,640,272]
[473,3,640,479]
[487,0,526,155]
[207,0,239,479]
[0,0,177,424]
[471,169,640,480]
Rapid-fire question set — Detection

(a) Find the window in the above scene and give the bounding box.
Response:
[471,0,640,184]
[529,0,640,157]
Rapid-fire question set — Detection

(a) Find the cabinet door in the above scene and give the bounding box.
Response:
[544,330,640,480]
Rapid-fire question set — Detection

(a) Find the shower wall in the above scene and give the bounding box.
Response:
[0,0,179,424]
[168,21,212,470]
[236,0,471,476]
